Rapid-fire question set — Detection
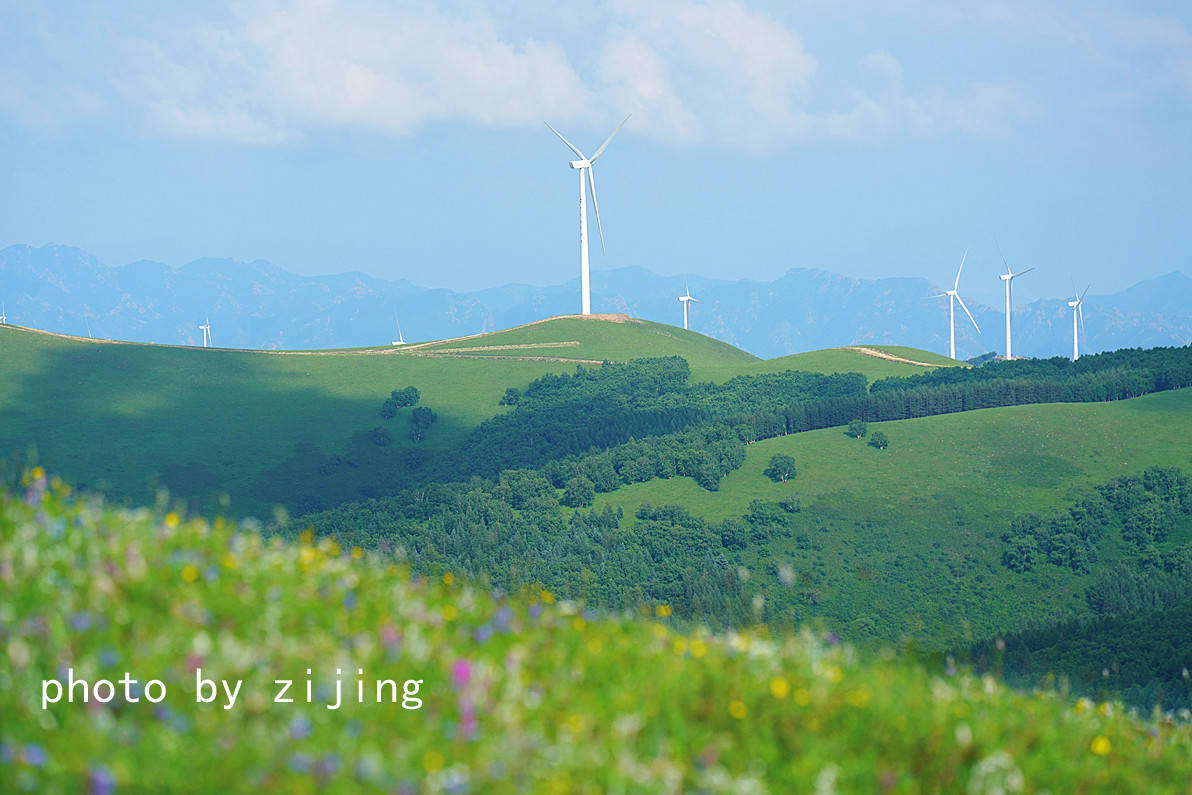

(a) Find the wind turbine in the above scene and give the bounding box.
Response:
[678,282,700,331]
[930,249,981,360]
[199,317,211,348]
[544,115,631,315]
[1068,285,1088,361]
[0,303,6,324]
[392,313,406,346]
[85,317,93,339]
[997,247,1034,360]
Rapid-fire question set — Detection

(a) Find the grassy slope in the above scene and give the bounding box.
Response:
[4,475,1190,793]
[0,321,947,516]
[592,389,1192,648]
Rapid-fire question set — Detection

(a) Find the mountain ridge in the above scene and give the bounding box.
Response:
[2,242,1189,358]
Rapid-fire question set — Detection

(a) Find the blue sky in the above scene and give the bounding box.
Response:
[2,0,1190,306]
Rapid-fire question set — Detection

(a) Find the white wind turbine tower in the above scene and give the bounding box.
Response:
[392,313,406,346]
[199,316,211,348]
[0,303,6,324]
[1068,285,1088,361]
[997,248,1034,360]
[930,249,981,360]
[678,282,700,330]
[544,115,631,315]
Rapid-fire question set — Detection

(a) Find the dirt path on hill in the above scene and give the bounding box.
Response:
[844,346,941,367]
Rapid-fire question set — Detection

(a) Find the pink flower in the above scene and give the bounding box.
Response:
[451,659,472,689]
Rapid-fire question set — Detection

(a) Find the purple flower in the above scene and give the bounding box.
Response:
[289,753,313,773]
[24,744,47,767]
[71,611,92,631]
[100,648,120,668]
[473,624,494,644]
[493,607,513,632]
[290,715,311,740]
[90,766,116,795]
[314,753,341,780]
[827,633,841,646]
[343,591,357,611]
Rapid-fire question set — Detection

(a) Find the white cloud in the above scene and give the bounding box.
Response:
[17,0,1178,150]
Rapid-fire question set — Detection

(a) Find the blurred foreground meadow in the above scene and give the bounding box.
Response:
[3,469,1191,793]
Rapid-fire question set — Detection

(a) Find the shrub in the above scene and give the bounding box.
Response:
[869,431,889,450]
[846,419,868,438]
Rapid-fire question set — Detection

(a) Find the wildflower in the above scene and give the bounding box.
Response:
[290,715,311,740]
[90,766,116,795]
[728,700,747,719]
[452,659,472,689]
[539,589,555,605]
[794,688,811,706]
[24,744,47,767]
[492,607,513,632]
[164,512,180,528]
[473,624,494,643]
[655,604,672,617]
[690,639,708,658]
[442,572,455,585]
[423,750,446,773]
[181,565,199,583]
[351,546,363,560]
[1090,736,1111,756]
[770,676,790,699]
[442,605,458,622]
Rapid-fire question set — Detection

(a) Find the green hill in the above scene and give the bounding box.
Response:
[4,476,1190,793]
[589,388,1192,647]
[0,320,951,516]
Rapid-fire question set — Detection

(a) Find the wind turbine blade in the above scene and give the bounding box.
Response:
[955,293,981,333]
[590,114,631,162]
[1011,267,1035,279]
[1081,284,1090,302]
[587,166,605,254]
[996,241,1011,275]
[543,122,586,160]
[954,249,968,291]
[1078,303,1085,335]
[926,293,948,299]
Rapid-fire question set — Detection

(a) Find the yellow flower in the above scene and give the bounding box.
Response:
[690,639,709,658]
[793,688,811,706]
[220,552,240,570]
[672,639,688,656]
[728,700,748,719]
[540,589,555,605]
[31,465,45,481]
[655,604,672,617]
[181,565,199,583]
[770,676,790,700]
[299,528,314,545]
[824,665,844,683]
[652,623,668,639]
[422,750,445,772]
[586,637,603,655]
[442,605,458,622]
[1090,736,1111,756]
[442,571,455,585]
[351,546,364,560]
[164,512,180,528]
[572,616,586,632]
[846,686,872,708]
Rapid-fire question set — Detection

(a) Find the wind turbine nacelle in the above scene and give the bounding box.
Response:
[999,273,1013,281]
[569,159,591,169]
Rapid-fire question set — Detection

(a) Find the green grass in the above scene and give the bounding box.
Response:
[4,474,1191,793]
[721,346,948,382]
[0,321,953,517]
[592,389,1192,647]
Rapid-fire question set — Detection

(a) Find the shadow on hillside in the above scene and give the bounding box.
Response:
[0,343,473,519]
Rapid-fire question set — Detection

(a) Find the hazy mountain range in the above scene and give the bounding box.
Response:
[2,243,1190,360]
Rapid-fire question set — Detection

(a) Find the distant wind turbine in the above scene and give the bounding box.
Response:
[544,115,631,315]
[199,317,211,348]
[930,249,981,360]
[85,317,93,339]
[1068,285,1089,361]
[392,313,406,346]
[0,303,6,324]
[678,282,700,331]
[997,246,1034,360]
